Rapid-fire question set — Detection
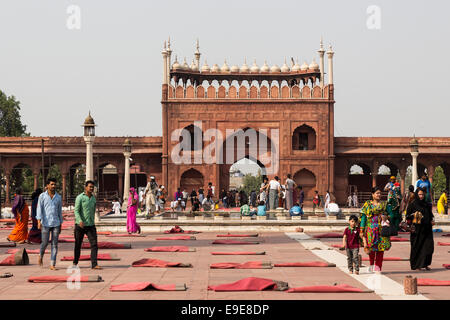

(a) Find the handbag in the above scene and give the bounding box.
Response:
[412,211,423,224]
[381,223,398,237]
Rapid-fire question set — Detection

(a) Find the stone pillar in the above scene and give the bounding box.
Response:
[84,136,95,182]
[33,172,39,190]
[122,151,131,211]
[372,173,378,188]
[318,38,325,87]
[427,165,435,201]
[399,167,407,195]
[411,152,418,190]
[118,172,124,201]
[326,45,334,85]
[5,171,11,206]
[62,173,68,205]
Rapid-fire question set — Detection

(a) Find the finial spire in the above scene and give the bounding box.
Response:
[167,37,171,50]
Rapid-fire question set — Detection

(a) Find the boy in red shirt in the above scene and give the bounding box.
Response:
[342,215,362,274]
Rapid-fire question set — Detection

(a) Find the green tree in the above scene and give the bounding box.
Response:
[239,173,263,198]
[432,166,446,201]
[0,90,29,137]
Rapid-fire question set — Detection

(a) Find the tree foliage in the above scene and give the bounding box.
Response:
[239,173,263,197]
[432,166,446,200]
[0,90,29,137]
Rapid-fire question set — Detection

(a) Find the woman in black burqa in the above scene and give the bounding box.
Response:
[406,187,434,270]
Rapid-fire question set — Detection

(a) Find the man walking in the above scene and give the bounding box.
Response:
[268,176,281,210]
[73,180,101,270]
[37,178,63,270]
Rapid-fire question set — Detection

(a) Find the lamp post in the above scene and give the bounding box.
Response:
[82,112,96,182]
[122,138,132,211]
[410,137,419,190]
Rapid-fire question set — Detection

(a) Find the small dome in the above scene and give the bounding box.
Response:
[250,60,260,73]
[309,59,319,71]
[281,59,290,72]
[270,64,281,73]
[211,63,220,73]
[260,60,270,73]
[231,64,239,72]
[300,61,309,71]
[201,60,210,72]
[240,59,250,73]
[190,60,198,72]
[182,58,190,71]
[84,112,95,125]
[172,57,181,71]
[292,59,301,72]
[221,60,230,73]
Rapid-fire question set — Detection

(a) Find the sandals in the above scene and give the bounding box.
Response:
[0,273,13,278]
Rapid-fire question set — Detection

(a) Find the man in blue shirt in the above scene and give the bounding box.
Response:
[415,174,432,204]
[36,178,63,270]
[289,202,304,216]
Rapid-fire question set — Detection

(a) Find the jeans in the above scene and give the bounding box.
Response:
[74,224,98,268]
[40,226,61,266]
[346,248,360,272]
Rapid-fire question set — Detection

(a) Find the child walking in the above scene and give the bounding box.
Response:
[343,215,362,274]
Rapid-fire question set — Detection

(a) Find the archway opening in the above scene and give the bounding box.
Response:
[292,124,316,151]
[293,169,316,205]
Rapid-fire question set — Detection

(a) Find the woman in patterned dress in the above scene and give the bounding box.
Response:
[360,187,394,274]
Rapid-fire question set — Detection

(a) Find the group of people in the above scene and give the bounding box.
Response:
[7,178,102,270]
[342,174,436,275]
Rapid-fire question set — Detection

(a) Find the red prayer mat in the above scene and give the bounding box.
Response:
[287,284,374,293]
[362,257,409,261]
[28,275,102,283]
[110,282,187,292]
[82,242,131,249]
[313,233,343,239]
[210,261,273,269]
[208,277,289,291]
[0,248,29,266]
[60,253,120,261]
[97,231,113,235]
[389,237,409,242]
[417,278,450,286]
[0,242,16,248]
[144,246,195,252]
[438,242,450,246]
[212,240,259,245]
[216,233,259,237]
[106,234,145,237]
[0,219,15,223]
[156,236,196,240]
[131,258,192,268]
[443,264,450,269]
[211,252,266,255]
[274,261,336,267]
[7,248,46,254]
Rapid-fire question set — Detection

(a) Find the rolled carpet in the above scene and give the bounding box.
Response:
[106,234,145,237]
[417,278,450,286]
[211,252,266,255]
[97,231,113,235]
[82,242,131,249]
[362,257,409,261]
[156,236,196,241]
[0,242,16,248]
[313,233,343,239]
[144,246,196,252]
[212,240,259,245]
[0,219,15,223]
[442,234,450,237]
[438,242,450,246]
[216,233,259,238]
[443,264,450,269]
[287,284,374,293]
[390,237,409,242]
[208,277,289,291]
[274,261,336,267]
[7,248,47,254]
[110,282,187,292]
[0,248,29,266]
[58,238,76,243]
[210,261,273,269]
[163,226,200,234]
[61,253,120,261]
[28,275,103,283]
[132,258,192,268]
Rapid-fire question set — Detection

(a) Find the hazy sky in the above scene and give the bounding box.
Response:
[0,0,449,137]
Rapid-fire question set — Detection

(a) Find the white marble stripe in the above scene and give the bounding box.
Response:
[285,232,428,300]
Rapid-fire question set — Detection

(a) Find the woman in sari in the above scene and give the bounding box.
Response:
[28,188,43,243]
[7,188,30,244]
[126,187,141,234]
[406,187,434,270]
[360,187,394,274]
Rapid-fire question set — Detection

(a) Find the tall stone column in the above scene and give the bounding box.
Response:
[372,173,378,188]
[84,136,95,182]
[5,171,11,206]
[318,38,325,87]
[399,167,407,195]
[62,173,68,205]
[326,45,334,85]
[411,152,418,190]
[33,172,39,190]
[122,151,131,211]
[118,172,124,201]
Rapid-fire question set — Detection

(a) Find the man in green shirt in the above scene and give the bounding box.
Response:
[73,180,101,269]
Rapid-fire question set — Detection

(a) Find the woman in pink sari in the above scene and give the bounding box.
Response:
[126,188,141,234]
